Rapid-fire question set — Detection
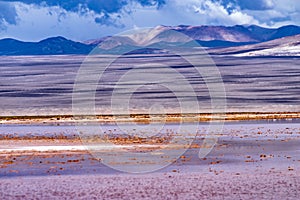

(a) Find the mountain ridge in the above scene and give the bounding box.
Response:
[1,25,300,55]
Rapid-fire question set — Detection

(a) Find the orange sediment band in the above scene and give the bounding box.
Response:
[0,112,299,124]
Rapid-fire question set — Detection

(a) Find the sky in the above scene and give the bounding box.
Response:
[0,0,299,41]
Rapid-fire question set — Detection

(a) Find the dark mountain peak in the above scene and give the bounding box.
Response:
[271,25,300,40]
[39,36,69,44]
[279,25,300,29]
[0,38,26,44]
[178,24,190,28]
[233,24,247,28]
[0,36,93,55]
[0,38,21,42]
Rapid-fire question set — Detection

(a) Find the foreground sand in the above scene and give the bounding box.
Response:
[0,120,300,199]
[1,170,300,199]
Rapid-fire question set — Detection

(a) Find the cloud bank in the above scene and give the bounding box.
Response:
[0,0,299,40]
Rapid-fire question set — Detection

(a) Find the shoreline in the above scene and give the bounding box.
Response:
[0,112,299,125]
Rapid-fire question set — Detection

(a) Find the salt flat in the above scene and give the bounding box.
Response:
[0,55,299,116]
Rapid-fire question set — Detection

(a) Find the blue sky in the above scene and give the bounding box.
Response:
[0,0,299,41]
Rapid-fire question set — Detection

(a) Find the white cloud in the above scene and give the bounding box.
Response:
[134,0,260,26]
[265,0,275,8]
[198,1,259,25]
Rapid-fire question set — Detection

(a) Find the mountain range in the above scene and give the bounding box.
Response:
[1,25,300,56]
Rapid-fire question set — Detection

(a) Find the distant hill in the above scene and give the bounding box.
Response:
[0,36,94,56]
[1,25,300,55]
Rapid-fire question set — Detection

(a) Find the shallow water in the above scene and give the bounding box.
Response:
[0,121,300,176]
[0,119,299,137]
[0,120,299,147]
